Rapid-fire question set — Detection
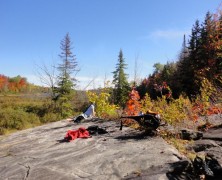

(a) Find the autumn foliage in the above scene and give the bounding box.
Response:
[124,87,141,116]
[0,74,28,93]
[86,89,118,119]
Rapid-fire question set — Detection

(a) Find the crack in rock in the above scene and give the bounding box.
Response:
[18,163,30,180]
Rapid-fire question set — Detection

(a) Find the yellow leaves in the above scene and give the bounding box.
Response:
[189,78,222,122]
[86,90,118,119]
[140,93,188,126]
[200,78,217,103]
[140,93,153,113]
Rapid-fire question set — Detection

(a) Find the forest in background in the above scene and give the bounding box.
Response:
[0,10,221,136]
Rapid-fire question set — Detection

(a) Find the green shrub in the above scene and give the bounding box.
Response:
[0,95,65,135]
[40,112,62,123]
[140,94,189,126]
[0,107,40,131]
[154,97,188,125]
[0,127,7,135]
[140,93,155,112]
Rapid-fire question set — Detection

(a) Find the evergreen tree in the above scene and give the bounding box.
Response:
[199,12,212,69]
[139,11,221,101]
[112,49,130,107]
[215,15,222,87]
[178,35,189,61]
[181,20,202,98]
[175,35,189,98]
[176,13,220,99]
[161,62,176,83]
[56,33,78,117]
[208,12,222,88]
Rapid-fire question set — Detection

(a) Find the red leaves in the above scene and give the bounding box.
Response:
[0,74,27,92]
[206,106,221,115]
[124,88,141,116]
[0,75,8,90]
[191,102,221,122]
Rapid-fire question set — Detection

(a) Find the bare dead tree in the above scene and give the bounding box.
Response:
[83,78,96,90]
[35,61,57,100]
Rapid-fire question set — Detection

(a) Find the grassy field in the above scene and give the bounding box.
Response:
[0,94,62,135]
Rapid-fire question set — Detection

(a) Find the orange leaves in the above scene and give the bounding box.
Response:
[206,106,221,115]
[192,114,199,122]
[122,88,141,127]
[0,75,8,90]
[0,74,28,93]
[191,101,221,122]
[19,78,27,87]
[124,88,141,116]
[8,82,17,92]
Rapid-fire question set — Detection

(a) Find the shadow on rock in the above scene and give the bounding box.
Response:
[56,139,70,143]
[124,155,222,180]
[123,160,192,180]
[167,155,222,180]
[115,131,155,141]
[166,160,196,180]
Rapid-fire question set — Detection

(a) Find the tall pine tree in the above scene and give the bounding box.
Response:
[183,20,202,98]
[112,49,130,107]
[56,33,78,117]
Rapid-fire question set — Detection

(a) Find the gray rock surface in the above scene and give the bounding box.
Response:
[0,119,185,180]
[203,124,222,141]
[191,124,222,166]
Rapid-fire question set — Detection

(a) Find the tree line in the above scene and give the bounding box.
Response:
[136,11,222,103]
[0,75,28,93]
[1,10,221,119]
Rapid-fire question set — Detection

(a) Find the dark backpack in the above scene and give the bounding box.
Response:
[86,125,108,135]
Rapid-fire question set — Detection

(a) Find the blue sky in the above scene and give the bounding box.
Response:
[0,0,221,89]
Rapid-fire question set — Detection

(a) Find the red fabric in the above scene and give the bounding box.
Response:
[65,127,91,141]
